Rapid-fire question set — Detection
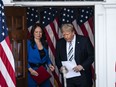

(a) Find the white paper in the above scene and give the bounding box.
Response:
[62,61,81,78]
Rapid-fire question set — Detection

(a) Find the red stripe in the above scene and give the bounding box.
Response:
[55,17,60,27]
[50,22,59,40]
[0,39,16,86]
[0,72,8,87]
[44,23,62,86]
[52,71,62,87]
[88,17,94,34]
[80,24,88,37]
[53,18,60,40]
[44,29,56,57]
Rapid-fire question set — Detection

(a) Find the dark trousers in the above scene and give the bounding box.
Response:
[66,76,92,87]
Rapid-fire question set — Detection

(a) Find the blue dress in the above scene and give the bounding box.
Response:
[27,40,51,87]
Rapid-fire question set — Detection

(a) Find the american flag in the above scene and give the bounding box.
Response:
[41,7,62,87]
[0,0,16,87]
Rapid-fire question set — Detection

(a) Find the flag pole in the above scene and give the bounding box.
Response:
[63,73,67,87]
[62,67,67,87]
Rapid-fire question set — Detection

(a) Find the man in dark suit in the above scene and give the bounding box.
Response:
[55,23,94,87]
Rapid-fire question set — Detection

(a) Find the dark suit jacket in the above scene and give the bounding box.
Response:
[55,35,94,86]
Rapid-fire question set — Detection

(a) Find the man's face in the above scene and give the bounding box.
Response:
[62,31,74,42]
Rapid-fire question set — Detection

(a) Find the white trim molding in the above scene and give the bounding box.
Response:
[95,4,116,87]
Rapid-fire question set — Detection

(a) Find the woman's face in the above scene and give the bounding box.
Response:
[34,26,43,40]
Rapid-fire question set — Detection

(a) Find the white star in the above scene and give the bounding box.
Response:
[2,6,4,9]
[43,16,46,19]
[32,8,34,11]
[67,9,70,12]
[64,8,66,11]
[49,7,52,10]
[6,28,8,31]
[67,14,69,17]
[44,11,47,14]
[63,13,66,16]
[71,10,74,13]
[49,12,51,15]
[82,9,84,13]
[85,16,88,19]
[31,14,33,16]
[36,9,38,12]
[71,16,73,19]
[2,32,4,36]
[27,12,29,15]
[81,15,83,18]
[67,20,69,22]
[86,11,89,13]
[2,19,4,22]
[42,21,45,24]
[2,12,4,16]
[35,15,38,18]
[62,19,65,22]
[48,17,50,20]
[2,26,4,29]
[80,20,83,23]
[30,19,32,21]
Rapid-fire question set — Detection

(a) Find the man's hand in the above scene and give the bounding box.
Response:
[60,66,68,73]
[73,65,84,72]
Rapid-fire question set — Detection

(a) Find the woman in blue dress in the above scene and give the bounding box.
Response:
[27,23,55,87]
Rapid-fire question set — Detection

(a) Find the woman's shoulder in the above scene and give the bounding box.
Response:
[27,39,32,46]
[27,39,31,43]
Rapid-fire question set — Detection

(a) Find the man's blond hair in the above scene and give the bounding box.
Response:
[61,23,74,32]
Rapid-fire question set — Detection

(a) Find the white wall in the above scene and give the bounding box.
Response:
[95,4,116,87]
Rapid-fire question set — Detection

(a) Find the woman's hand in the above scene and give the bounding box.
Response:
[49,64,55,72]
[28,68,39,76]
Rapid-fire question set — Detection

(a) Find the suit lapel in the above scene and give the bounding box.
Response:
[62,40,67,61]
[75,35,81,62]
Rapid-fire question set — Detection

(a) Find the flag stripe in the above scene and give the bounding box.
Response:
[0,38,16,87]
[44,27,56,57]
[52,71,62,87]
[53,18,60,38]
[51,20,59,40]
[0,70,8,87]
[88,17,94,34]
[79,24,89,37]
[72,20,83,36]
[44,27,62,87]
[0,1,16,86]
[0,58,15,87]
[84,21,94,46]
[1,37,15,71]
